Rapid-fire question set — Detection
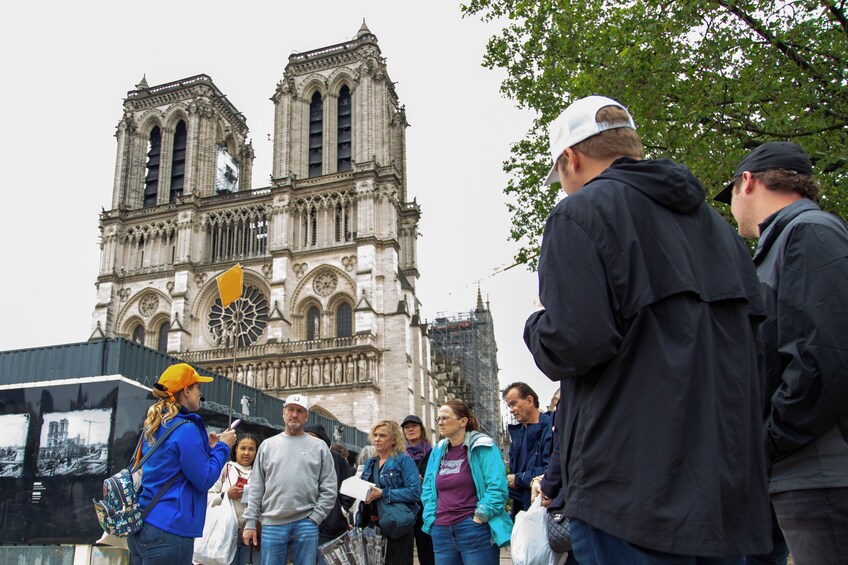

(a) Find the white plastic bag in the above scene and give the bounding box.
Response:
[510,497,555,565]
[193,492,238,565]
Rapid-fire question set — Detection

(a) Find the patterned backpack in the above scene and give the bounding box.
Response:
[93,419,189,537]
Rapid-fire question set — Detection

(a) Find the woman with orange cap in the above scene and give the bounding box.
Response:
[128,363,236,565]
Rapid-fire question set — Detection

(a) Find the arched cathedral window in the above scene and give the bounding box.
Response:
[144,127,161,208]
[336,302,352,337]
[157,321,169,353]
[337,85,352,172]
[309,92,323,177]
[169,121,187,203]
[132,324,145,345]
[307,306,320,340]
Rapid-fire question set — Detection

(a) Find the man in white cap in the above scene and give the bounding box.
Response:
[243,394,337,565]
[718,142,848,564]
[524,96,771,561]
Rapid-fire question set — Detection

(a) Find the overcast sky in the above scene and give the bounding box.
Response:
[1,1,559,407]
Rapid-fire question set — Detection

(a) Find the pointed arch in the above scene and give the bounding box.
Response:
[116,289,172,338]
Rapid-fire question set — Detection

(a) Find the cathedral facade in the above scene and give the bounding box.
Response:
[90,23,440,432]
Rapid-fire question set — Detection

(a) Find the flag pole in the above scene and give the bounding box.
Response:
[215,263,244,428]
[228,305,239,427]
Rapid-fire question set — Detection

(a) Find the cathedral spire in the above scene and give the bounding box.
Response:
[135,74,149,90]
[357,19,371,38]
[476,284,485,313]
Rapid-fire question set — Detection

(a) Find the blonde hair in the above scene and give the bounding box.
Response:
[369,420,406,457]
[142,388,180,444]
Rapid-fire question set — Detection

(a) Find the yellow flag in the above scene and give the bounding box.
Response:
[216,264,243,308]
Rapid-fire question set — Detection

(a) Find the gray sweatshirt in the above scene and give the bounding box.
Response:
[243,432,337,529]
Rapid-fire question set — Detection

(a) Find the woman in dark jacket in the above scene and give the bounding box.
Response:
[402,414,435,565]
[359,419,421,565]
[129,363,236,565]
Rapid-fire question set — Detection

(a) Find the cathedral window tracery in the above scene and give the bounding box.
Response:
[122,221,177,274]
[205,206,269,263]
[337,85,352,172]
[208,284,269,347]
[294,192,355,249]
[144,127,161,208]
[169,120,187,203]
[309,92,323,177]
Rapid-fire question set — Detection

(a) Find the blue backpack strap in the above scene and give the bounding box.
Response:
[132,419,191,518]
[141,472,183,519]
[130,418,190,474]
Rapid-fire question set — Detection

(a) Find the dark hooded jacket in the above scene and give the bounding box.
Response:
[506,409,553,511]
[525,158,770,556]
[304,424,352,540]
[752,199,848,492]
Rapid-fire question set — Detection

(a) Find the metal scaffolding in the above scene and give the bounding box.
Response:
[429,292,502,444]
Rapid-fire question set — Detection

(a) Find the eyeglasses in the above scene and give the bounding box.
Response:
[436,416,453,423]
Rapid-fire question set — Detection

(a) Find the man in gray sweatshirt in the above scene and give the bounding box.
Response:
[243,394,337,565]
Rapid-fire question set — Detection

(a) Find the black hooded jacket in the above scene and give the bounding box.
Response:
[304,424,352,540]
[525,158,770,556]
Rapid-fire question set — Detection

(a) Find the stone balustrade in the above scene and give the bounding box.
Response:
[179,335,381,394]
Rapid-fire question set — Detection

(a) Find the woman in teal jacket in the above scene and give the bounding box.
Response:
[422,400,512,564]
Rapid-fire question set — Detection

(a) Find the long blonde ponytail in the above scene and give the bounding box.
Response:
[142,388,180,444]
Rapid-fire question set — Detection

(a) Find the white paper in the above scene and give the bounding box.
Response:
[340,476,374,500]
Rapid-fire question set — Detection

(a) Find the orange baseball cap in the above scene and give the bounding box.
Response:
[156,363,213,394]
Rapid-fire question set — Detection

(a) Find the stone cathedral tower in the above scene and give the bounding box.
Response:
[91,23,439,431]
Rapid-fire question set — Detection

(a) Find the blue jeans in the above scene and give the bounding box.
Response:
[261,517,319,565]
[128,522,195,565]
[570,519,743,564]
[430,516,499,565]
[772,487,848,565]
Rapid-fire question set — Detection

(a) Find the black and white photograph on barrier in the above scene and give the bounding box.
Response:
[0,414,30,478]
[36,409,111,477]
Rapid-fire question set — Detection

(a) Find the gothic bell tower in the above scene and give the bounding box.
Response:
[91,23,438,433]
[92,74,255,353]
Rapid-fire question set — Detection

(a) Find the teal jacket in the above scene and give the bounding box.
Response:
[421,431,513,547]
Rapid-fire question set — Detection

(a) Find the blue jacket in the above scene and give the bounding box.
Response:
[357,451,421,528]
[360,451,421,507]
[421,431,513,547]
[507,410,553,509]
[138,409,230,537]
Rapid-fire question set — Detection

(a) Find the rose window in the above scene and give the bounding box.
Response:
[208,284,269,347]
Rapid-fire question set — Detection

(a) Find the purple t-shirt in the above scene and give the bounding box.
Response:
[435,443,478,525]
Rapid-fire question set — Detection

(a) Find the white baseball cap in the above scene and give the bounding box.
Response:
[544,95,636,185]
[285,394,309,410]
